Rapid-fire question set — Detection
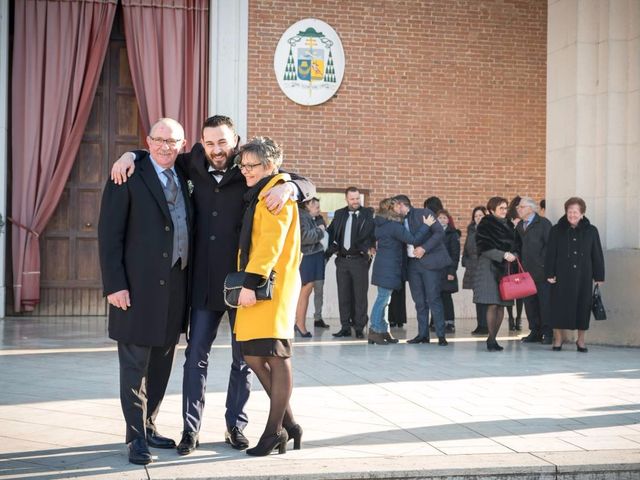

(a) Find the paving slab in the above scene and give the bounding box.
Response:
[0,316,639,479]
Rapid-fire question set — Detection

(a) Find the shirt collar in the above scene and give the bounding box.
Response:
[148,155,176,176]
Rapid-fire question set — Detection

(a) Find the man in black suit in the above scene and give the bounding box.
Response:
[516,196,553,344]
[111,116,315,454]
[98,118,193,465]
[326,186,376,339]
[393,195,452,346]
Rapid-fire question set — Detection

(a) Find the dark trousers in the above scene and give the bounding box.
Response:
[407,260,445,338]
[523,280,552,336]
[118,342,176,443]
[182,308,252,433]
[388,284,407,326]
[441,292,455,323]
[335,256,370,330]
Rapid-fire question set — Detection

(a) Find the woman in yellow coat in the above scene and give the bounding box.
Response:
[235,137,302,456]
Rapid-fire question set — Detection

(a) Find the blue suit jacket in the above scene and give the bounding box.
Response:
[406,207,452,270]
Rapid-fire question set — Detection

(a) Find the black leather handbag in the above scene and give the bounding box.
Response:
[224,271,276,308]
[592,284,607,321]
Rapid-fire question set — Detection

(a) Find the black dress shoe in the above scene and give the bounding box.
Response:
[177,431,199,455]
[552,345,563,351]
[407,335,429,344]
[128,438,152,465]
[521,332,542,343]
[314,319,330,328]
[332,328,351,337]
[225,426,249,450]
[355,330,364,339]
[146,429,176,449]
[438,336,448,346]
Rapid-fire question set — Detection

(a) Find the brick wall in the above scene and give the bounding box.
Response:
[247,0,547,230]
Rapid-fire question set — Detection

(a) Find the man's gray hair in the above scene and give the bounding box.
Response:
[238,136,283,169]
[519,196,539,212]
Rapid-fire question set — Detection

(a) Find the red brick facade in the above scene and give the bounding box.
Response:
[247,0,546,227]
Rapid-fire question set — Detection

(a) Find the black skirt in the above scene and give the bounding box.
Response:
[240,338,292,358]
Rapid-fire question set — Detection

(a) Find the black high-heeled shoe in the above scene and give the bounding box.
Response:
[294,325,312,338]
[285,423,303,450]
[576,342,588,353]
[486,339,504,352]
[246,430,288,456]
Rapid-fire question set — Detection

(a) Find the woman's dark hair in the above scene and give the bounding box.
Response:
[487,196,508,214]
[471,206,487,222]
[564,196,586,214]
[507,196,521,220]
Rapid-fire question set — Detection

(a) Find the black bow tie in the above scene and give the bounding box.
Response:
[211,170,225,176]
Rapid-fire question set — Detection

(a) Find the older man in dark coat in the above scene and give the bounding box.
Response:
[99,118,193,465]
[516,197,553,344]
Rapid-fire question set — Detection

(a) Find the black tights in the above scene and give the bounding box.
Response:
[486,304,505,343]
[506,299,523,321]
[243,355,295,439]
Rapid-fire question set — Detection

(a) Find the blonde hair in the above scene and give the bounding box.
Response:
[376,198,402,221]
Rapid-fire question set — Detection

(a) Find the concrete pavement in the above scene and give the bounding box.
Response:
[0,316,639,479]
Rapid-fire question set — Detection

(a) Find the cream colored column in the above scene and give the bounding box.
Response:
[547,0,640,345]
[0,2,9,318]
[209,0,249,141]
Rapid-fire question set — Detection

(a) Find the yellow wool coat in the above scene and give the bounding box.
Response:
[234,174,302,341]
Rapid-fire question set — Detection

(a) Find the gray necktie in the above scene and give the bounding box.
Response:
[162,169,178,204]
[343,211,354,250]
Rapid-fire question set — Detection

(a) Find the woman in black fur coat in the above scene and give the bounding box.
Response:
[473,197,519,351]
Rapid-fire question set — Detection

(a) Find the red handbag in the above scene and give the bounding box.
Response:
[499,258,537,301]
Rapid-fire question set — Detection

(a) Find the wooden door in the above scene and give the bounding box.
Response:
[35,32,141,315]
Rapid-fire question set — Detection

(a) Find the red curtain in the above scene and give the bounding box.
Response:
[10,0,116,312]
[122,0,209,146]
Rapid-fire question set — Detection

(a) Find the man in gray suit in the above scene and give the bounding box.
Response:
[393,195,452,346]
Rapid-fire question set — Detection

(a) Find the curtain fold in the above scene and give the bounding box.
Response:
[122,0,209,146]
[10,0,116,312]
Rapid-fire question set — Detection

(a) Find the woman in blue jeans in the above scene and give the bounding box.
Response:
[368,198,434,345]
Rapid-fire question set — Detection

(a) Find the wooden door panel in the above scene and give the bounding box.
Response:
[76,238,100,282]
[47,190,70,232]
[42,238,69,283]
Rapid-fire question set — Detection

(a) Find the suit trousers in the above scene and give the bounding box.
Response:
[407,259,446,338]
[335,256,370,330]
[388,284,407,326]
[118,342,176,443]
[523,280,552,336]
[182,308,252,433]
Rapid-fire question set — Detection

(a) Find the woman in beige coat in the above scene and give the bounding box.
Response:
[235,137,302,456]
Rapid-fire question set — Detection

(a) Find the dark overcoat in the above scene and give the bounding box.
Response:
[441,226,461,292]
[515,213,552,283]
[133,143,315,311]
[98,154,194,346]
[461,223,479,290]
[371,216,428,290]
[544,216,605,330]
[405,207,451,270]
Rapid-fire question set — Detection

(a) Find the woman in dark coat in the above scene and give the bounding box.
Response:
[462,206,488,335]
[545,197,605,352]
[436,209,461,333]
[368,198,432,345]
[474,197,519,351]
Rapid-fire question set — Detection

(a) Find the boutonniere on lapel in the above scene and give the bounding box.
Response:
[187,180,194,196]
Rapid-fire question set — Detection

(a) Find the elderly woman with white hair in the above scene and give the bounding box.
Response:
[515,196,553,344]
